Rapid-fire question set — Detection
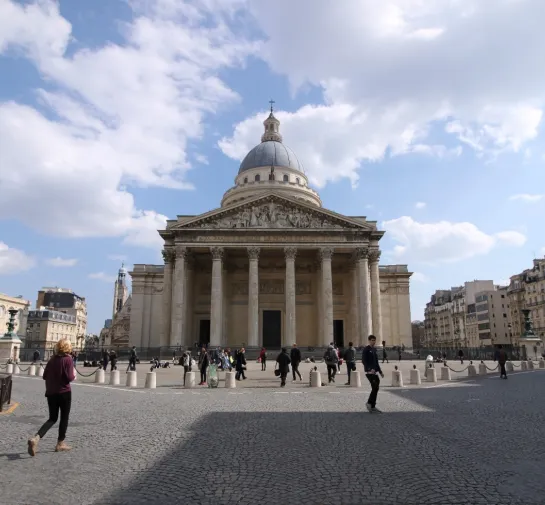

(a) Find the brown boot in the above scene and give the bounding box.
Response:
[27,435,39,457]
[55,441,72,452]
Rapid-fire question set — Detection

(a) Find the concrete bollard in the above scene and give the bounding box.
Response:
[95,369,105,384]
[427,367,437,382]
[310,370,322,387]
[506,362,514,372]
[468,364,477,376]
[521,361,528,371]
[37,365,44,377]
[539,360,544,369]
[28,364,36,376]
[478,363,487,375]
[109,370,120,385]
[145,372,156,389]
[350,370,361,387]
[126,370,137,387]
[13,364,20,375]
[184,371,195,388]
[528,360,534,370]
[6,363,14,374]
[225,371,236,388]
[391,370,403,387]
[410,368,421,385]
[440,366,451,381]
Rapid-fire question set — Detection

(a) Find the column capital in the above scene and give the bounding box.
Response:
[284,246,297,261]
[247,247,260,261]
[175,245,189,259]
[353,247,369,261]
[368,249,381,263]
[319,247,334,261]
[162,248,176,264]
[210,247,224,260]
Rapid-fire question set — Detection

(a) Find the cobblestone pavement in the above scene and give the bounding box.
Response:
[1,370,544,505]
[27,358,524,389]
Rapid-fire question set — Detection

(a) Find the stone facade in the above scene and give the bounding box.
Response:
[101,296,132,348]
[129,111,413,349]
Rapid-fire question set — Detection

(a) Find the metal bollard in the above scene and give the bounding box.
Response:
[126,371,137,387]
[410,366,421,385]
[144,372,156,389]
[109,370,120,385]
[440,366,451,380]
[95,369,105,384]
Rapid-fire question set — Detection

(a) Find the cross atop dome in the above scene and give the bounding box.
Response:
[261,101,282,143]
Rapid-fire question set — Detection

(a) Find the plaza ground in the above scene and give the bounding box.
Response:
[1,363,544,505]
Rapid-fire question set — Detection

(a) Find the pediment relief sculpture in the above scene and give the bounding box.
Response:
[176,198,364,231]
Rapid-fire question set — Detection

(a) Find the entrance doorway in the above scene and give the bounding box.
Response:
[262,310,282,349]
[333,320,344,347]
[199,319,210,346]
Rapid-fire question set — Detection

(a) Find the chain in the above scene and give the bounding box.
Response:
[445,363,470,373]
[76,367,101,378]
[511,361,522,368]
[0,363,7,370]
[17,365,31,372]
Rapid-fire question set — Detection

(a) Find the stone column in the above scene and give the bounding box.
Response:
[350,262,360,345]
[369,249,383,342]
[184,257,194,347]
[210,247,224,347]
[320,247,334,346]
[247,247,260,347]
[170,246,188,347]
[355,247,372,340]
[161,248,175,347]
[285,247,297,345]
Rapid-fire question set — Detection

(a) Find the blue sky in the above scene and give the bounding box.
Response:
[1,0,544,333]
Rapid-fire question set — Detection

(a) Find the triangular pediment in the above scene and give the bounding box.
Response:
[170,192,376,231]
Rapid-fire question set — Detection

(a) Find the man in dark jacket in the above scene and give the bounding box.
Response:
[496,345,508,379]
[276,348,291,387]
[362,335,384,413]
[344,342,356,385]
[290,343,302,381]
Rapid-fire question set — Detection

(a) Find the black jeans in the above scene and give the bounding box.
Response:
[37,392,72,442]
[280,373,287,386]
[236,369,246,380]
[346,362,354,383]
[261,359,266,371]
[327,364,336,382]
[499,362,507,377]
[127,359,136,372]
[110,360,117,371]
[200,367,207,383]
[292,362,302,380]
[366,374,380,408]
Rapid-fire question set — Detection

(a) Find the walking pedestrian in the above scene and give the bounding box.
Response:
[181,349,192,386]
[344,341,356,385]
[497,345,508,379]
[276,347,291,387]
[109,350,117,371]
[324,344,338,383]
[382,346,389,364]
[102,349,109,371]
[362,335,384,413]
[259,347,267,371]
[127,346,137,372]
[458,349,464,364]
[235,347,247,380]
[290,343,302,381]
[27,339,76,456]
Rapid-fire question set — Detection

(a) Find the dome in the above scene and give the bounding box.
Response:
[238,141,303,174]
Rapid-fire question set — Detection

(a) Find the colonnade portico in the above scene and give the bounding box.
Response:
[162,245,383,349]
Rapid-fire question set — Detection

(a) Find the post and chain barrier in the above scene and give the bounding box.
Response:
[510,361,522,368]
[0,363,7,370]
[481,360,499,372]
[444,360,471,374]
[75,367,101,378]
[17,365,31,373]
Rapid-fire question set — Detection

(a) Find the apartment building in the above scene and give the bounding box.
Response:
[26,308,77,353]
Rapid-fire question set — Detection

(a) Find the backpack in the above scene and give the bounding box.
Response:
[326,348,337,363]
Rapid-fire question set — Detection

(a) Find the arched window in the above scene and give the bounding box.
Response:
[296,177,300,184]
[243,177,248,183]
[255,174,260,182]
[283,174,289,182]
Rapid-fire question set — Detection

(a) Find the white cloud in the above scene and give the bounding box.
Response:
[383,216,526,264]
[411,272,429,283]
[415,202,426,209]
[0,242,36,275]
[88,272,116,283]
[220,0,545,185]
[108,254,128,262]
[45,257,78,267]
[0,0,257,247]
[508,193,544,203]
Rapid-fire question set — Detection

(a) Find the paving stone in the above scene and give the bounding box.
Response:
[0,371,544,504]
